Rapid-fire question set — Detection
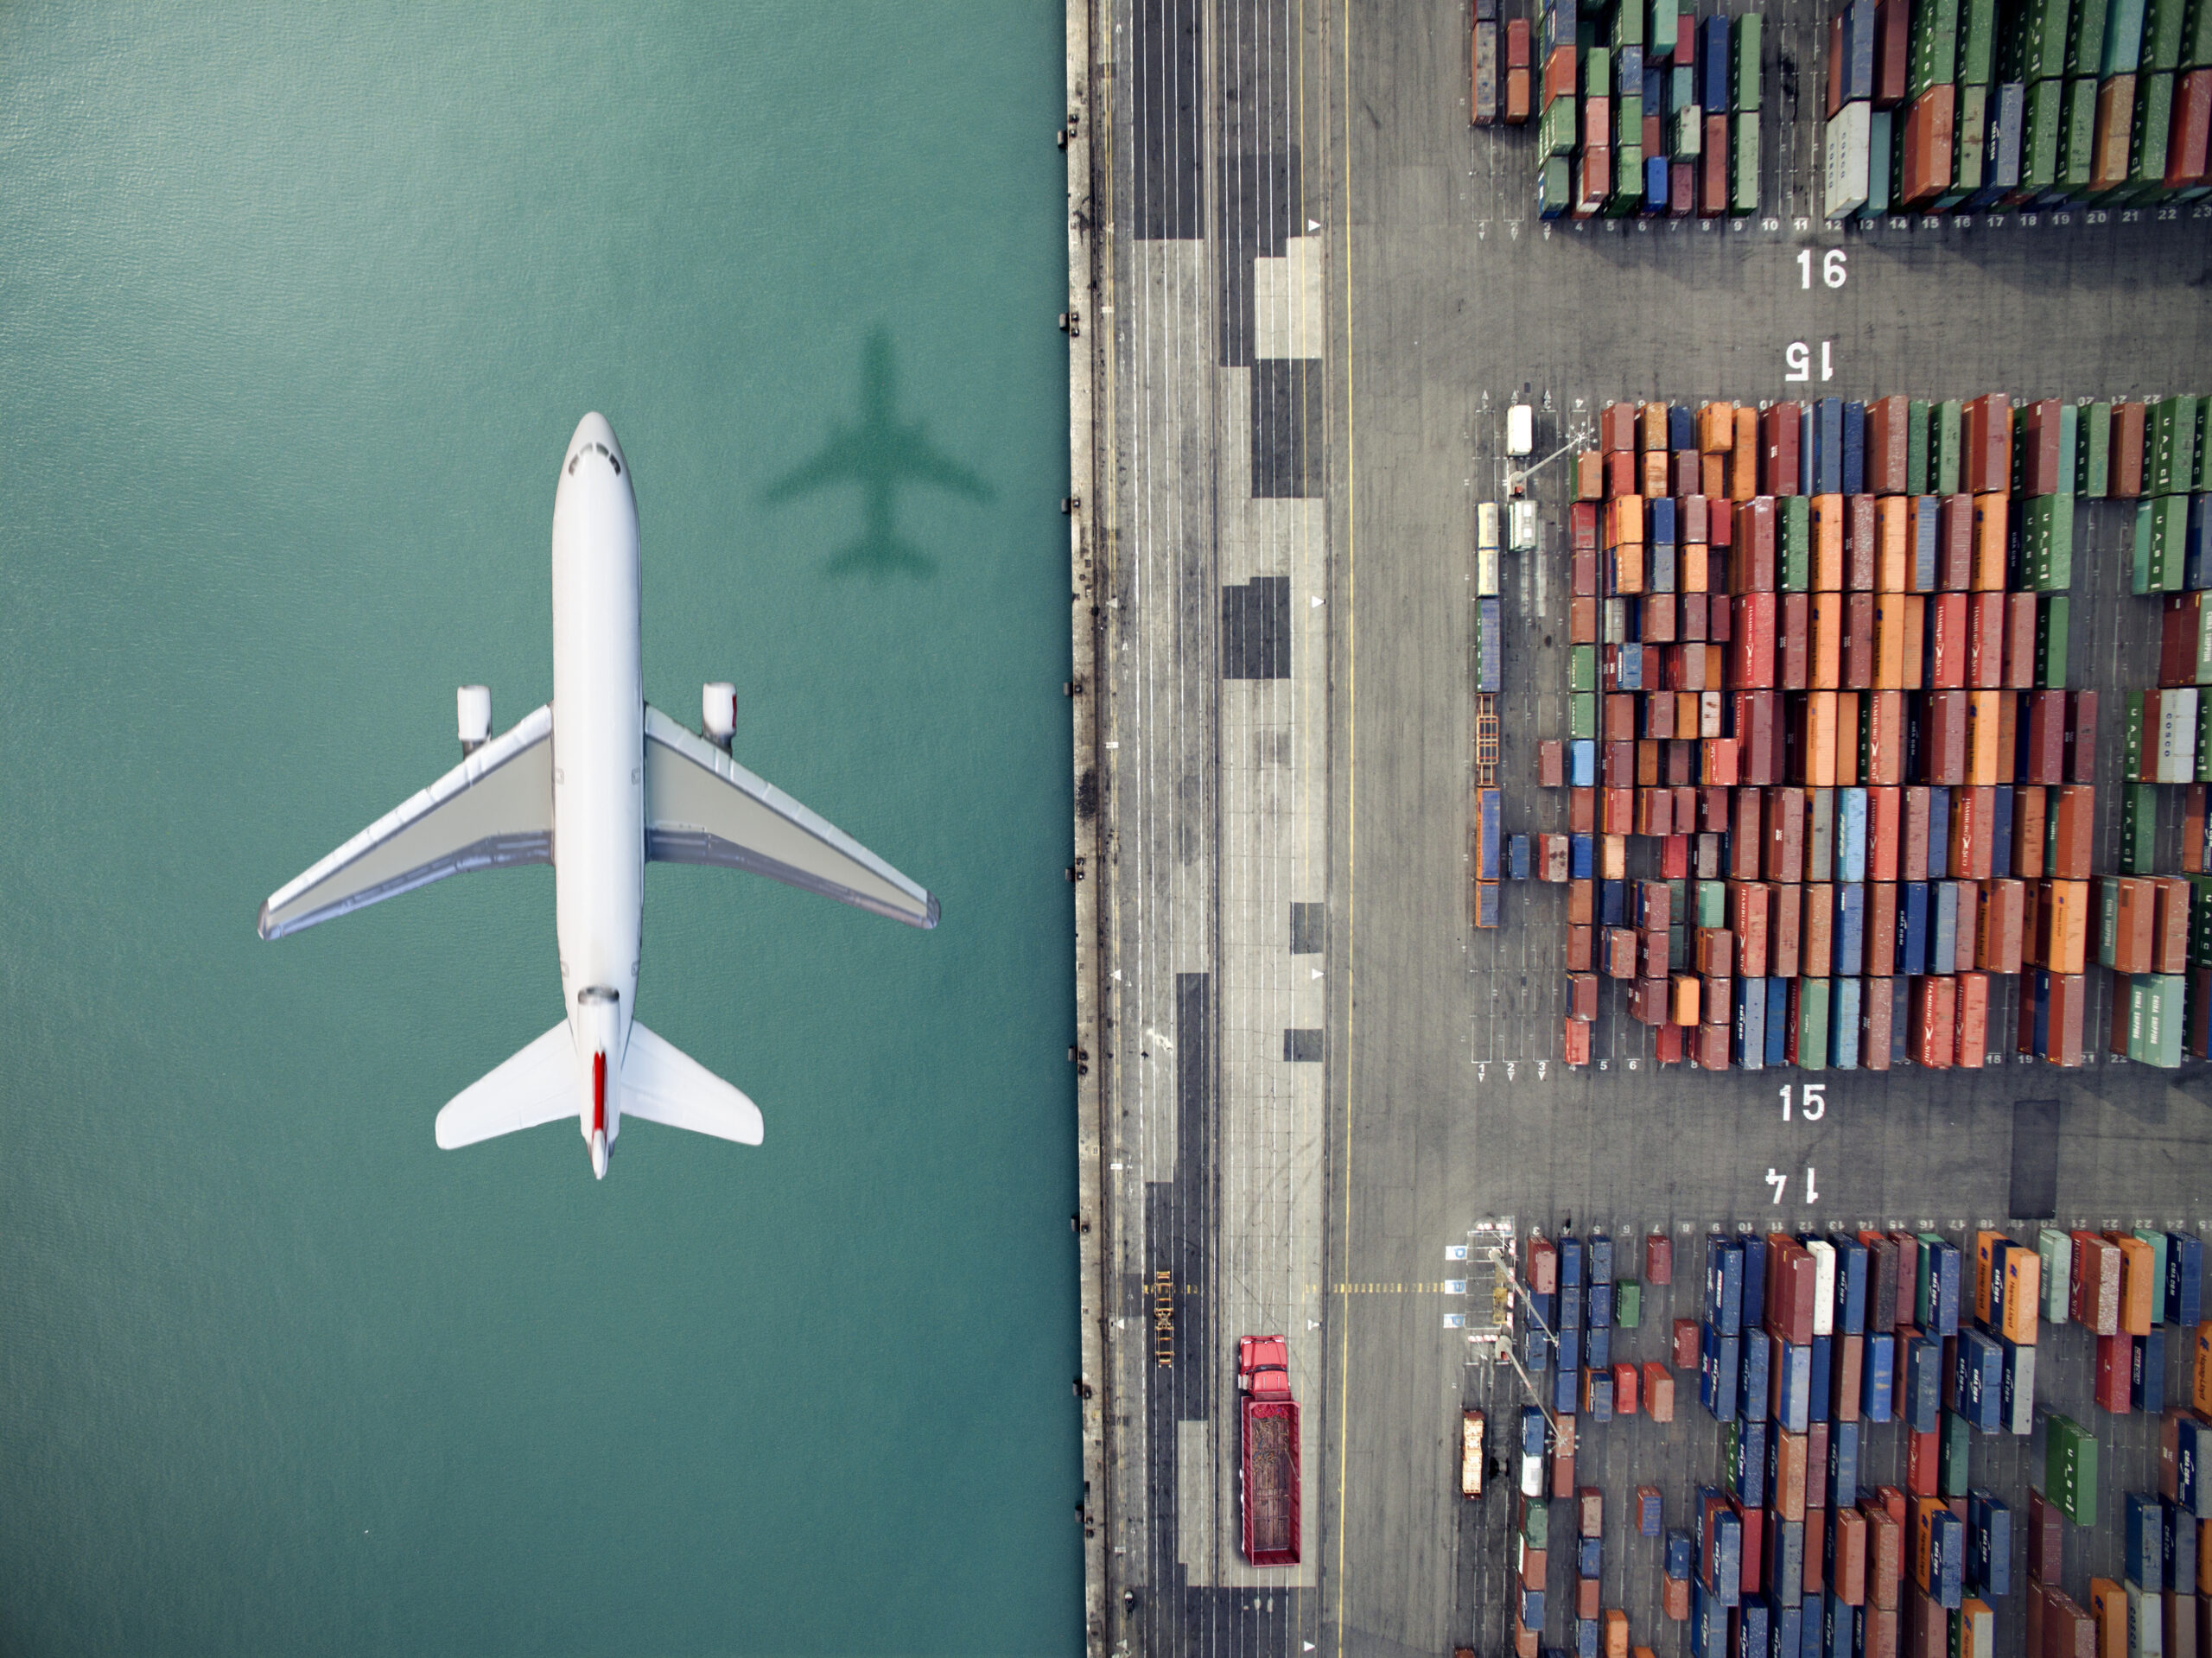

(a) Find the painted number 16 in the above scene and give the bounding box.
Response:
[1779,1083,1826,1121]
[1798,248,1848,288]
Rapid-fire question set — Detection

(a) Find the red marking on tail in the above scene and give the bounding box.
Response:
[592,1050,606,1135]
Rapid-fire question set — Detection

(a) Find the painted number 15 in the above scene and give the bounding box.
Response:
[1779,1083,1826,1121]
[1798,248,1848,288]
[1785,341,1835,383]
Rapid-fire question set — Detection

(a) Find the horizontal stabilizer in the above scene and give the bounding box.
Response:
[620,1022,763,1147]
[641,706,938,930]
[435,1021,577,1149]
[261,705,555,940]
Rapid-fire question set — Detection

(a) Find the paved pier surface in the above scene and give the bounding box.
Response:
[1068,2,2212,1655]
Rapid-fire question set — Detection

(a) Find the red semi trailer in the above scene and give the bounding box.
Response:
[1239,1336,1301,1566]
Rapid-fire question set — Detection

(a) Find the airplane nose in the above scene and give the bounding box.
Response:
[568,411,627,474]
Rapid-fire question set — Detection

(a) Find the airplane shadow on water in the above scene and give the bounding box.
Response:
[761,329,994,580]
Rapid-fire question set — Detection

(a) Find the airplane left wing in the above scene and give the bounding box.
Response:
[641,706,938,929]
[258,705,555,940]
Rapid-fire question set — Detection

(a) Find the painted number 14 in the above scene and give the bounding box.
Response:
[1778,1083,1826,1121]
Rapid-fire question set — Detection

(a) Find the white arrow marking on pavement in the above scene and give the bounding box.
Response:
[1312,968,1323,979]
[1311,594,1323,607]
[1306,219,1319,232]
[1307,1318,1320,1331]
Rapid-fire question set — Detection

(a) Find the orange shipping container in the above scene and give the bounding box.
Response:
[1976,879,2025,974]
[2093,74,2136,192]
[1699,401,1736,454]
[1643,448,1669,498]
[1876,496,1910,592]
[1772,883,1804,979]
[1812,594,1845,689]
[2044,880,2089,975]
[1774,1430,1811,1521]
[1967,691,2004,786]
[1732,408,1760,503]
[1806,694,1840,788]
[1835,692,1861,788]
[2113,1234,2157,1335]
[2000,1250,2039,1345]
[1802,883,1835,979]
[2050,787,2095,880]
[1866,691,1908,786]
[1702,454,1727,503]
[1912,975,1955,1068]
[1901,85,1956,206]
[1813,493,1847,591]
[2004,593,2037,689]
[1971,495,2007,590]
[1604,1609,1630,1658]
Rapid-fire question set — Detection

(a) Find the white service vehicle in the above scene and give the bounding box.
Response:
[1509,499,1539,552]
[259,413,937,1180]
[1505,403,1535,457]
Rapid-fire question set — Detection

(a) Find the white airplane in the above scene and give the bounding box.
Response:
[259,412,938,1179]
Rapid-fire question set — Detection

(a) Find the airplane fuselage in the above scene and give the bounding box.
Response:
[550,412,642,1174]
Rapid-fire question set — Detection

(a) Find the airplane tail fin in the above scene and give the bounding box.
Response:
[620,1023,764,1147]
[435,1022,577,1149]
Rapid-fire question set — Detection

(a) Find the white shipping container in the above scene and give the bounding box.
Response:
[1823,101,1872,222]
[1478,500,1502,552]
[1807,1239,1838,1337]
[1510,499,1538,551]
[1477,543,1500,596]
[1675,105,1702,158]
[2158,688,2199,782]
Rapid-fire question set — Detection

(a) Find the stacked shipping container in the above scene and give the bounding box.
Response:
[1519,0,1768,218]
[1548,393,2112,1070]
[1821,0,2212,214]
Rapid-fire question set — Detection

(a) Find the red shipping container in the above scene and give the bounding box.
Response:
[1846,495,1878,592]
[1735,594,1777,689]
[2112,403,2147,498]
[2025,1490,2063,1582]
[1645,1233,1673,1284]
[1873,0,1910,105]
[2151,877,2190,973]
[1805,1508,1827,1594]
[1927,593,1967,688]
[1936,496,1974,591]
[1645,1362,1675,1421]
[1738,497,1778,590]
[1674,1317,1700,1369]
[1844,591,1877,689]
[1955,972,1989,1067]
[1599,403,1636,453]
[1952,785,1996,880]
[2020,400,2066,498]
[1961,394,2011,496]
[1911,975,1955,1068]
[1923,693,1968,786]
[1901,86,1956,207]
[1771,882,1803,978]
[1769,789,1808,885]
[1701,116,1730,216]
[1861,981,1895,1068]
[1902,787,1934,882]
[1867,697,1907,790]
[1867,1506,1904,1610]
[2167,67,2212,188]
[2067,690,2097,782]
[1867,396,1910,493]
[1866,882,1900,975]
[1781,592,1812,689]
[2094,1332,2132,1413]
[1904,1426,1939,1496]
[1567,924,1594,972]
[1966,591,2005,689]
[1763,408,1803,498]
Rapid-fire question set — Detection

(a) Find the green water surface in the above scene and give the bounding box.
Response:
[0,4,1077,1652]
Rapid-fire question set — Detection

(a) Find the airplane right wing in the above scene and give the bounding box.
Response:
[640,706,938,929]
[258,705,555,940]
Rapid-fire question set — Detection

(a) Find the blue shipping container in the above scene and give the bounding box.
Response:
[1740,1330,1773,1421]
[1476,598,1502,691]
[1591,1234,1616,1284]
[1993,785,2013,877]
[1774,1340,1811,1432]
[1579,1534,1603,1578]
[1736,976,1769,1070]
[1601,880,1628,927]
[1967,1490,2011,1596]
[1904,1331,1942,1432]
[1707,1238,1745,1335]
[2126,1492,2163,1591]
[1702,1323,1742,1420]
[1587,1324,1611,1371]
[1808,1333,1833,1422]
[2169,1231,2204,1327]
[1639,1488,1663,1537]
[1522,1406,1548,1457]
[1667,1528,1696,1579]
[1830,976,1861,1069]
[1509,834,1532,880]
[2133,1330,2166,1413]
[1773,1597,1805,1655]
[1927,1509,1963,1609]
[1733,1595,1769,1658]
[1589,1280,1615,1328]
[1700,16,1730,110]
[1843,400,1867,496]
[1833,1237,1869,1335]
[1829,1418,1859,1508]
[1766,978,1789,1066]
[1931,880,1960,975]
[1477,789,1503,880]
[1927,789,1950,881]
[1732,1419,1769,1507]
[1815,398,1844,496]
[1571,739,1598,788]
[1957,1328,2003,1431]
[1837,789,1868,882]
[2165,1498,2198,1596]
[1835,885,1866,977]
[1898,882,1929,975]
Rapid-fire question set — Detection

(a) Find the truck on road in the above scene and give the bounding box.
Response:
[1238,1335,1301,1565]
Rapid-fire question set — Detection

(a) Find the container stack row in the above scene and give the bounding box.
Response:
[1819,0,2212,218]
[1508,1223,2212,1658]
[1540,392,2141,1072]
[1488,0,1767,219]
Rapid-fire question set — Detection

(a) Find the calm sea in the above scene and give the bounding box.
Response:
[0,3,1077,1652]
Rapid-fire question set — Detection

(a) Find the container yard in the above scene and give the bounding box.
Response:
[1065,0,2212,1653]
[1460,1217,2212,1658]
[1519,391,2212,1073]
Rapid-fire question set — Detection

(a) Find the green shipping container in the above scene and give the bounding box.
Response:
[2125,693,2147,778]
[2133,975,2184,1065]
[2144,0,2188,66]
[1541,95,1579,157]
[2145,494,2191,590]
[2195,396,2212,489]
[2059,76,2101,189]
[2190,876,2212,965]
[2105,0,2148,73]
[1908,400,1932,496]
[1617,93,1643,149]
[1732,13,1762,110]
[1913,0,1964,94]
[1948,83,1991,203]
[2037,1228,2072,1322]
[2058,402,2081,490]
[1939,1409,1973,1497]
[2025,494,2075,590]
[1586,46,1612,98]
[1936,401,1965,496]
[1669,924,1688,971]
[2068,0,2114,74]
[2151,394,2200,494]
[1524,1497,1549,1546]
[1796,977,1830,1071]
[1611,0,1644,50]
[2080,399,2113,494]
[2196,693,2212,778]
[2037,594,2071,685]
[1783,494,1811,589]
[2015,0,2074,75]
[1605,143,1645,213]
[1732,112,1760,213]
[2123,781,2159,873]
[2130,70,2174,181]
[1571,645,1598,691]
[1571,691,1599,739]
[2045,1414,2098,1527]
[1617,1280,1643,1328]
[1539,156,1574,217]
[1961,0,2000,83]
[1697,880,1726,929]
[2187,0,2212,68]
[1649,0,1679,62]
[2101,876,2126,966]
